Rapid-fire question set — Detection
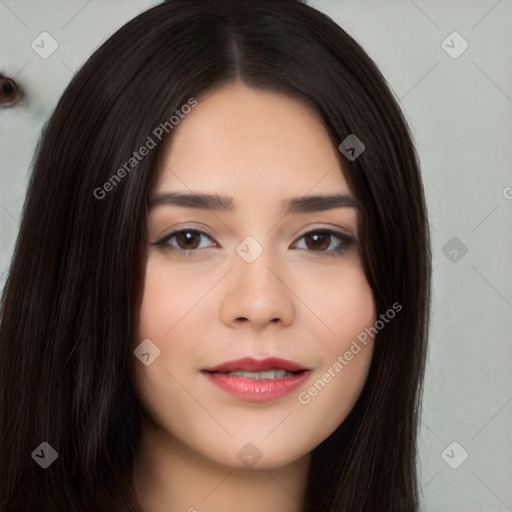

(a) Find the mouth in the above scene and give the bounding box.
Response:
[201,357,312,402]
[206,368,304,379]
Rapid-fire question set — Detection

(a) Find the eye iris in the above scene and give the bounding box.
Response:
[305,232,330,251]
[177,231,200,250]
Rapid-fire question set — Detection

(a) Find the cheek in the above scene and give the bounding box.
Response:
[136,256,217,345]
[134,260,202,402]
[138,258,185,338]
[293,259,376,435]
[295,255,376,341]
[297,344,373,449]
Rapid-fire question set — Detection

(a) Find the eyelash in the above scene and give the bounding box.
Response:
[152,227,354,258]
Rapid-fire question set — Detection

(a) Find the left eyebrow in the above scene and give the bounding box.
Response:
[149,191,358,214]
[283,193,358,213]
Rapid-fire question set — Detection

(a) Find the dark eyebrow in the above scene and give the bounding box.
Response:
[149,191,358,214]
[149,191,237,212]
[284,193,357,213]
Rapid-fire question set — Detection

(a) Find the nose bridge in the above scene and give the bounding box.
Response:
[219,232,295,328]
[235,233,281,295]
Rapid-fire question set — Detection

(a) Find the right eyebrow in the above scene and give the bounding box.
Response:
[149,191,237,212]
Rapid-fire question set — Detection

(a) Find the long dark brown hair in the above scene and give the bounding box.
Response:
[0,0,431,510]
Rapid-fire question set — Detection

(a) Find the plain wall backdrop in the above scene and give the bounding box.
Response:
[1,1,511,510]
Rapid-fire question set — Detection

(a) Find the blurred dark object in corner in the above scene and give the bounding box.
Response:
[0,73,22,107]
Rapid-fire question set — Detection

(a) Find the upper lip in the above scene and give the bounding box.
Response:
[203,357,310,373]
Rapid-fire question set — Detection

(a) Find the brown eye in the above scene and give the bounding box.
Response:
[152,228,217,256]
[303,231,331,251]
[175,230,202,250]
[293,229,354,257]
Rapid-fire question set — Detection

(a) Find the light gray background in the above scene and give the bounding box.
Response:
[1,1,511,510]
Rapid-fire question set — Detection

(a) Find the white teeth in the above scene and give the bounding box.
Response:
[226,369,294,379]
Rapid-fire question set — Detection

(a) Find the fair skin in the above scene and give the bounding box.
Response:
[132,82,376,512]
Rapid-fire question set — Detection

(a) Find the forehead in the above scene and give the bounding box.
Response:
[154,82,351,199]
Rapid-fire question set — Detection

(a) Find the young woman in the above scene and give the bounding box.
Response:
[0,0,431,510]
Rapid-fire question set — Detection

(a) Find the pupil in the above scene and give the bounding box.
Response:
[2,82,14,96]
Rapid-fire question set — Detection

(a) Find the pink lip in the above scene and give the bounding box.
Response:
[202,357,312,402]
[202,371,311,402]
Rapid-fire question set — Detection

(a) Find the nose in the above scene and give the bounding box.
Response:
[218,241,296,331]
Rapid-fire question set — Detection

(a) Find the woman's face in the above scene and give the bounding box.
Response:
[135,82,376,470]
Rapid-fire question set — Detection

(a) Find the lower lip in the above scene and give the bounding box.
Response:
[202,371,312,402]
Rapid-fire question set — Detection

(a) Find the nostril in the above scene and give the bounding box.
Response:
[0,73,22,107]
